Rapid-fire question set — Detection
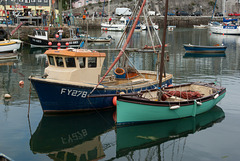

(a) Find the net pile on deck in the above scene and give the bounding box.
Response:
[161,91,203,101]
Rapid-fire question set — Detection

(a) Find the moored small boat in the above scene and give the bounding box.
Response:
[209,18,240,35]
[0,39,22,53]
[28,28,83,48]
[193,24,208,29]
[183,44,227,53]
[116,82,226,125]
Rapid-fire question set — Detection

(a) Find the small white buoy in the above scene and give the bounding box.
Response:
[170,105,180,110]
[4,94,11,99]
[214,94,219,99]
[196,101,202,106]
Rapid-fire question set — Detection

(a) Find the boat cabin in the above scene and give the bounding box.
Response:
[44,48,106,84]
[33,28,48,40]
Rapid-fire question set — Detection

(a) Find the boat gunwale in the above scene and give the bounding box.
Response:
[117,83,226,107]
[28,73,172,90]
[183,44,227,49]
[28,34,83,42]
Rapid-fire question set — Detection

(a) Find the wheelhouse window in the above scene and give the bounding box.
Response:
[37,30,41,35]
[48,56,55,66]
[55,57,64,67]
[65,57,76,67]
[78,57,86,68]
[88,57,97,68]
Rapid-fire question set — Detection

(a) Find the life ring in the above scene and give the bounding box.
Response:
[0,29,7,39]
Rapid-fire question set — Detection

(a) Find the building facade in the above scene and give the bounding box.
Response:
[0,0,51,16]
[72,0,107,9]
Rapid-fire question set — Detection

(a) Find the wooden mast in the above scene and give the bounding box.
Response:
[158,0,168,88]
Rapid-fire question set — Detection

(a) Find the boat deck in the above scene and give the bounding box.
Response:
[102,72,172,89]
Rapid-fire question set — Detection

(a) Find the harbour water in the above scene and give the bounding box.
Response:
[0,28,239,161]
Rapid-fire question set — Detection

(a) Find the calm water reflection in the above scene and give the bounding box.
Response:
[0,28,239,161]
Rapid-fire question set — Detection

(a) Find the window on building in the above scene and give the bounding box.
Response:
[38,0,42,2]
[44,0,48,3]
[31,0,35,2]
[56,57,64,67]
[88,57,97,68]
[25,0,30,3]
[48,56,55,66]
[65,57,76,68]
[78,57,86,68]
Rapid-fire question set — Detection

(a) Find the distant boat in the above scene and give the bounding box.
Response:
[193,24,208,29]
[116,106,225,157]
[0,16,23,53]
[168,25,176,31]
[0,28,22,53]
[183,44,227,54]
[209,18,240,35]
[86,35,113,43]
[28,28,84,48]
[101,17,142,32]
[0,39,22,53]
[116,82,226,125]
[101,17,126,31]
[141,23,159,30]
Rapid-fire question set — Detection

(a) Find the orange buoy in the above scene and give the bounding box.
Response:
[223,33,224,35]
[19,80,24,88]
[48,42,52,46]
[168,84,173,87]
[65,42,69,46]
[112,96,117,106]
[57,47,61,50]
[55,34,59,38]
[57,42,61,47]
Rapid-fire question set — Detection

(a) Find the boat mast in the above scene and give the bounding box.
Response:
[158,0,168,88]
[210,0,217,23]
[3,1,10,40]
[90,0,146,95]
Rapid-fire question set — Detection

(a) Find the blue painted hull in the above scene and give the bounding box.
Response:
[184,44,227,53]
[29,77,172,113]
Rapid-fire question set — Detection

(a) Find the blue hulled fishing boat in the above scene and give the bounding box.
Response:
[29,48,172,113]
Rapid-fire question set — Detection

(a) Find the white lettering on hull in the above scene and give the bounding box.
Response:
[60,88,88,98]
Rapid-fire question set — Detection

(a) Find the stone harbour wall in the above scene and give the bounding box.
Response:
[3,16,223,42]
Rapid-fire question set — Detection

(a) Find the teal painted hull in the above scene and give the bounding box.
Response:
[117,92,225,125]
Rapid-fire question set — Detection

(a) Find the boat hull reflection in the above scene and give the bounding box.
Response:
[116,106,225,157]
[30,108,115,161]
